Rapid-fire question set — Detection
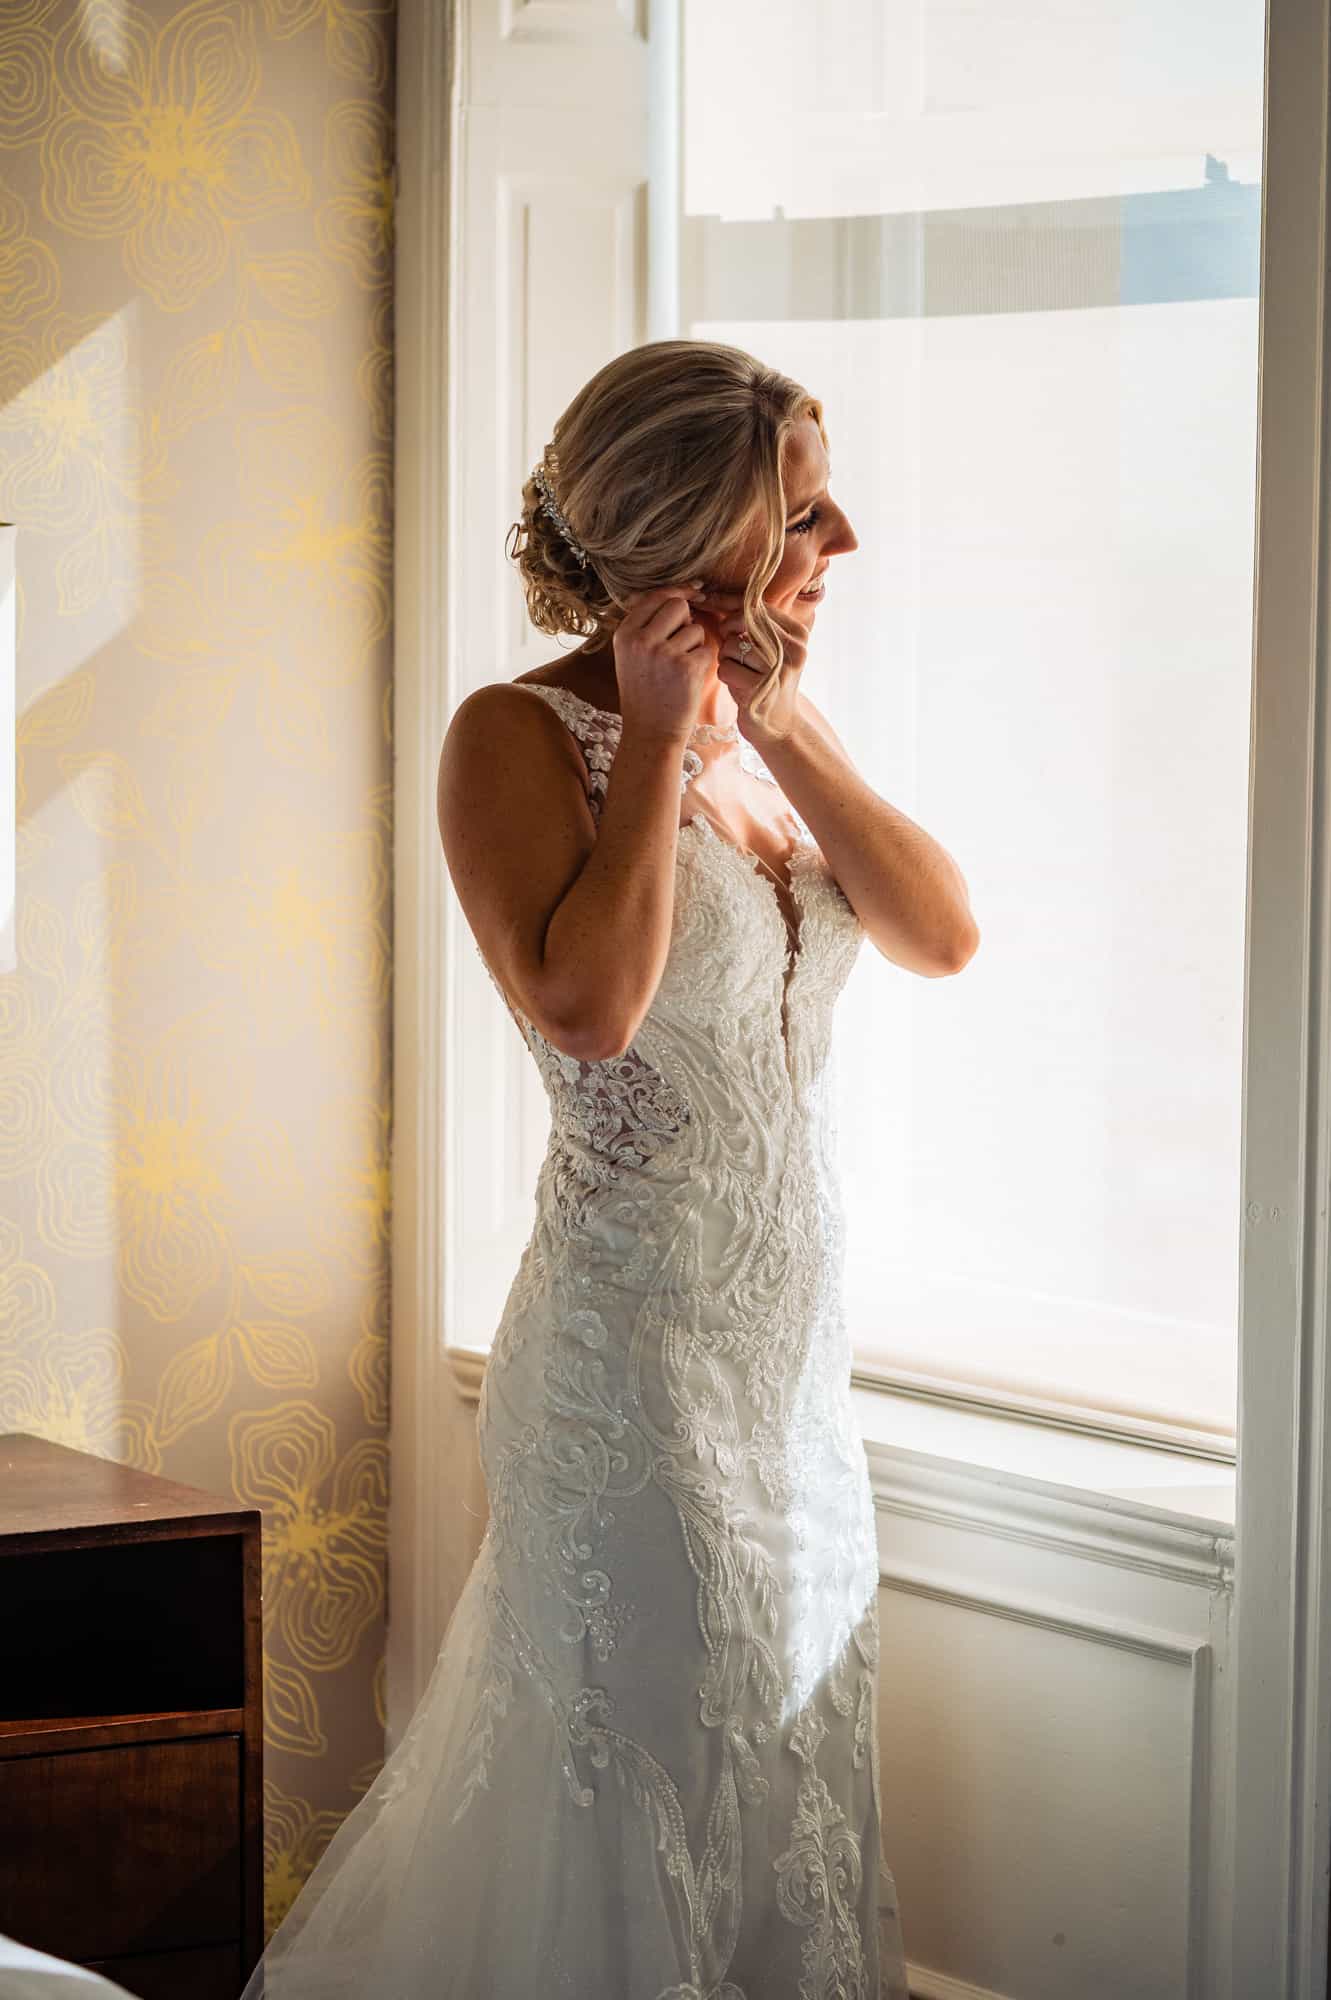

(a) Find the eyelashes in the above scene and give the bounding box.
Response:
[789,505,822,537]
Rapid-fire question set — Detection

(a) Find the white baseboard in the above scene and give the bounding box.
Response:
[909,1963,1017,2000]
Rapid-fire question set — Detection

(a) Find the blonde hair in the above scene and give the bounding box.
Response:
[505,339,827,725]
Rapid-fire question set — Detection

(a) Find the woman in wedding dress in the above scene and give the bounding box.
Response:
[242,339,979,1999]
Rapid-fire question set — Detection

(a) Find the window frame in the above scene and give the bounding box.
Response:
[393,5,1331,1984]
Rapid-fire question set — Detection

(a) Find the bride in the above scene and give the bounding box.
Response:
[242,338,978,1998]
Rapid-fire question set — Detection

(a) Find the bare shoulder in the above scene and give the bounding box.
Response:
[436,679,595,864]
[442,675,568,743]
[439,680,586,805]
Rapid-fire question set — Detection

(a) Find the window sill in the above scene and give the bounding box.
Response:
[444,1346,1236,1538]
[851,1377,1236,1530]
[851,1368,1231,1536]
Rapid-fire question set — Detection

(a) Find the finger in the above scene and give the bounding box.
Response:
[676,624,712,656]
[719,648,762,677]
[716,665,754,701]
[640,590,708,639]
[667,616,711,651]
[624,584,708,622]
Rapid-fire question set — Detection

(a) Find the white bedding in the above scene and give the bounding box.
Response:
[0,1936,136,2000]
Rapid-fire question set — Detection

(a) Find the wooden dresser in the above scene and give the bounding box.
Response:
[0,1433,263,1999]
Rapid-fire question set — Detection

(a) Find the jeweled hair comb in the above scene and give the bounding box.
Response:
[531,455,590,567]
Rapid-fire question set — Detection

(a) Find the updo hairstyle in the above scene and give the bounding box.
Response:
[505,338,826,712]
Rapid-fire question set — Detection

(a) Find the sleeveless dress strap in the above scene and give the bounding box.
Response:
[517,683,703,815]
[517,684,622,818]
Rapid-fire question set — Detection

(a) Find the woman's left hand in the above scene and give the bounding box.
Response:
[713,598,809,747]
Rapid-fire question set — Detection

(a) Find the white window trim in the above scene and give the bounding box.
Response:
[449,1344,1238,1462]
[442,1338,1236,1514]
[392,2,1331,1989]
[1228,0,1331,1985]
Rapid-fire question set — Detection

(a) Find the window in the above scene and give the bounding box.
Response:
[672,0,1264,1455]
[441,0,1264,1459]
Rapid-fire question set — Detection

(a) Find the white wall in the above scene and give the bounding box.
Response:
[874,1443,1231,1999]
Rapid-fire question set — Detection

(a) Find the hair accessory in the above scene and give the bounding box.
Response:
[532,455,590,568]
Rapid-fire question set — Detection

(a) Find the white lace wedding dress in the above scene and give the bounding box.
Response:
[241,683,911,1999]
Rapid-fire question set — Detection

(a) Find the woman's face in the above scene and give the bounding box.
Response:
[721,413,858,624]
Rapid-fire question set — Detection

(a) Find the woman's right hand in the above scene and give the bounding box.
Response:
[612,587,716,745]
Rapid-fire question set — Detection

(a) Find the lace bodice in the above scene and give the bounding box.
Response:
[473,672,871,1511]
[476,682,862,1169]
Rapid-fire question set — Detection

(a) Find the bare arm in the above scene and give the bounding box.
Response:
[437,587,717,1062]
[762,692,980,978]
[438,689,689,1060]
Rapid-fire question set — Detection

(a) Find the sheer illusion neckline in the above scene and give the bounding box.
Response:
[532,681,810,910]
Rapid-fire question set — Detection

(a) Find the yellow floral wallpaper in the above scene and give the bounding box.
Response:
[0,0,395,1941]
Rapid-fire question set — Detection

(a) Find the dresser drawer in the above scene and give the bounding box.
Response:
[85,1942,243,2000]
[0,1733,242,1960]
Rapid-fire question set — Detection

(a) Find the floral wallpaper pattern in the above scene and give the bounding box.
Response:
[0,0,395,1941]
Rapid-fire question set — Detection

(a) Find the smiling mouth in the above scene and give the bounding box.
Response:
[795,573,826,602]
